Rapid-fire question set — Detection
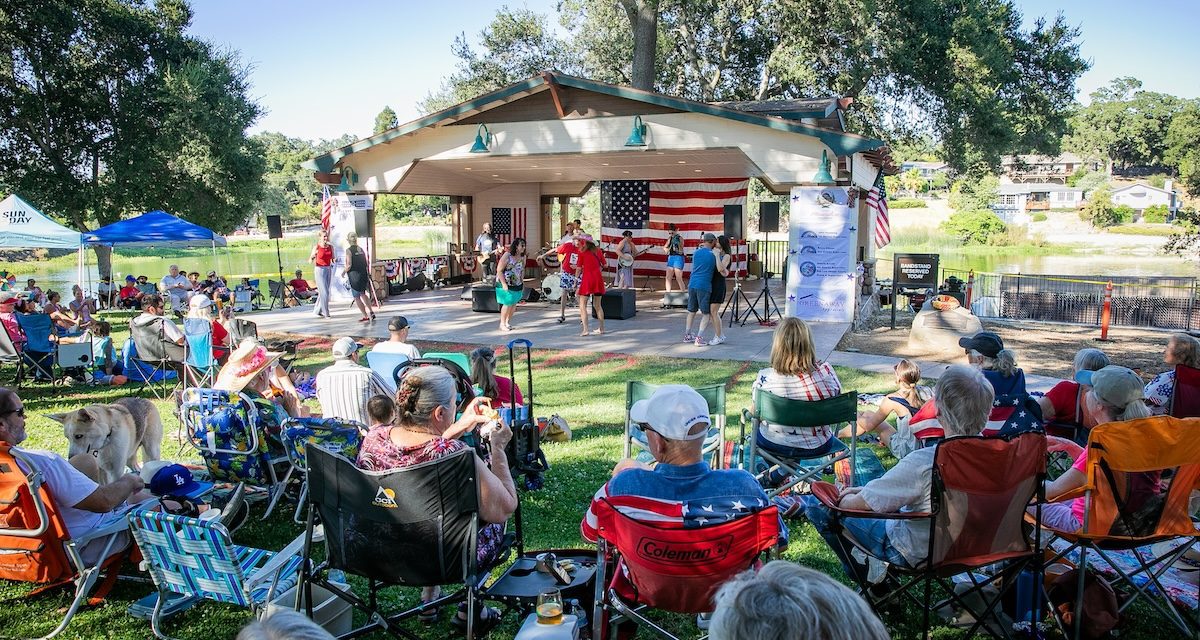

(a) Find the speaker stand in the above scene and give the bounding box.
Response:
[270,237,292,310]
[720,240,759,326]
[742,270,781,326]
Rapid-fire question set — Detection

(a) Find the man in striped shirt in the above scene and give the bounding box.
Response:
[315,337,390,426]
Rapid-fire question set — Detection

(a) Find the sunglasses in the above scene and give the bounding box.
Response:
[635,422,655,434]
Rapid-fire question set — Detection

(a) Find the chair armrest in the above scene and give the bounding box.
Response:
[245,530,307,591]
[809,481,932,520]
[1046,485,1088,504]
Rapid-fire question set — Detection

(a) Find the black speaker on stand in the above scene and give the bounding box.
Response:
[354,209,371,238]
[758,201,780,233]
[723,204,744,239]
[266,214,290,309]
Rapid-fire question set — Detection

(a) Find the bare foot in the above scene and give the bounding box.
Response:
[579,331,590,337]
[592,329,604,335]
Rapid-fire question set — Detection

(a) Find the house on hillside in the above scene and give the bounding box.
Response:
[900,161,950,179]
[992,183,1086,224]
[1000,153,1102,184]
[1111,181,1180,218]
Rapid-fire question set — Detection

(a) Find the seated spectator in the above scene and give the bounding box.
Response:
[1038,348,1110,437]
[0,292,25,352]
[118,275,144,309]
[315,337,391,426]
[1037,365,1154,532]
[709,561,889,640]
[159,264,192,311]
[582,384,787,544]
[68,285,97,330]
[215,339,305,431]
[89,320,127,385]
[357,367,508,632]
[236,277,263,307]
[0,387,150,563]
[801,365,993,577]
[370,316,420,360]
[43,290,79,334]
[96,276,114,309]
[748,317,841,463]
[237,610,334,640]
[131,294,186,365]
[287,269,317,301]
[838,358,931,447]
[366,394,395,431]
[186,294,230,361]
[959,331,1040,435]
[200,271,231,303]
[135,275,157,296]
[1144,333,1200,415]
[470,346,522,407]
[23,278,45,306]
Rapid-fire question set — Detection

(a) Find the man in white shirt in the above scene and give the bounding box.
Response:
[0,388,148,563]
[370,316,421,360]
[129,294,186,368]
[316,337,391,426]
[160,264,192,312]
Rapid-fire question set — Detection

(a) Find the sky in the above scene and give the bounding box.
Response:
[187,0,1200,142]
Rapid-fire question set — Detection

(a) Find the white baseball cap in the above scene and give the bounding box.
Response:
[629,384,710,441]
[332,336,362,358]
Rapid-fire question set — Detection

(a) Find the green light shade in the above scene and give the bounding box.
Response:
[624,115,647,146]
[469,124,491,153]
[811,150,835,184]
[337,167,358,192]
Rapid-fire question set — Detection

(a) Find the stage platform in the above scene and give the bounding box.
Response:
[244,280,849,363]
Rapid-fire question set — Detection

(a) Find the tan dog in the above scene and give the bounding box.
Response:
[49,398,163,485]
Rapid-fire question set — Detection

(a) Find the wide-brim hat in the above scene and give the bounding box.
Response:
[214,340,282,392]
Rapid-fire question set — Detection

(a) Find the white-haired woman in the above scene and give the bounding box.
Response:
[1038,348,1110,438]
[343,232,374,323]
[310,228,334,318]
[185,294,230,362]
[1145,333,1200,415]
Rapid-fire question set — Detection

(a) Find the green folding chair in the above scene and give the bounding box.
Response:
[623,381,727,469]
[423,352,471,377]
[739,390,857,496]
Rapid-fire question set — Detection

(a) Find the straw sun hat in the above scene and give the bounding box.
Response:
[214,340,282,392]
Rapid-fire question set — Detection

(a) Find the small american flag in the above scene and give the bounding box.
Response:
[320,185,334,229]
[491,207,527,247]
[868,172,890,249]
[600,178,748,276]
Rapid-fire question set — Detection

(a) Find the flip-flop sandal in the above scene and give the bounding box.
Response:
[417,599,440,624]
[450,605,502,636]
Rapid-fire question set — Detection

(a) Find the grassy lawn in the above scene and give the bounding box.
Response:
[0,326,1181,639]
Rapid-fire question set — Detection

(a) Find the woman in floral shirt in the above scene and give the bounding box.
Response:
[1144,333,1200,415]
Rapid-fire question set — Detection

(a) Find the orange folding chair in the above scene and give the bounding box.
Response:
[1040,416,1200,639]
[811,432,1047,639]
[0,443,138,639]
[1170,364,1200,418]
[590,500,781,640]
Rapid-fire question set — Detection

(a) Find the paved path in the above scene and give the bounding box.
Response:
[246,280,848,364]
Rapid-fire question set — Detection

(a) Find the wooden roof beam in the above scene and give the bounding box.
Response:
[542,71,567,119]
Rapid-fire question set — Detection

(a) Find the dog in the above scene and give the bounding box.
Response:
[49,398,163,485]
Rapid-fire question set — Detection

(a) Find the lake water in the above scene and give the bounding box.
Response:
[890,252,1200,278]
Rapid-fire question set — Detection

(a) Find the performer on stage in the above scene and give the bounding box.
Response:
[475,222,500,282]
[709,235,732,345]
[663,223,686,292]
[495,238,526,332]
[575,234,606,336]
[615,230,636,289]
[310,228,334,318]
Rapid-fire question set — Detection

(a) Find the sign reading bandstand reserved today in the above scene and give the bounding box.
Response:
[785,186,857,323]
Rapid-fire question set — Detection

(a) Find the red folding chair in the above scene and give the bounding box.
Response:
[811,432,1047,639]
[590,499,781,640]
[1169,364,1200,418]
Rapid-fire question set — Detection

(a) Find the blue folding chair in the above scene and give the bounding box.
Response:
[280,417,365,523]
[364,350,409,394]
[127,509,306,640]
[182,319,217,388]
[14,313,56,383]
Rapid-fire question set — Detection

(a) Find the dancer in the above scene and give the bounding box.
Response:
[663,223,686,292]
[575,234,606,336]
[708,235,731,345]
[310,228,334,318]
[343,232,375,323]
[495,238,526,332]
[682,234,717,346]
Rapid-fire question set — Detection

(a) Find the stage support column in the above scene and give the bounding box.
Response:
[450,196,462,246]
[557,196,568,235]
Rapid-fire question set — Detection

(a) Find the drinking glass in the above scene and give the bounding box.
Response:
[536,587,564,625]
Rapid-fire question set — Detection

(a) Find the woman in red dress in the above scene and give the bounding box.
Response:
[574,234,606,336]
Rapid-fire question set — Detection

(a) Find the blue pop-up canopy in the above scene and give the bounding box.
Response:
[84,210,227,248]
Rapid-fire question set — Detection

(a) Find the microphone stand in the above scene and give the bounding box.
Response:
[721,238,758,326]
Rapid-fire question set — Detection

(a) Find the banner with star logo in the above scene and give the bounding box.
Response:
[785,186,857,322]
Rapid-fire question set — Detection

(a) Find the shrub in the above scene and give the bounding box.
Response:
[940,210,1008,245]
[948,175,1000,213]
[1112,205,1135,224]
[889,198,927,208]
[1143,204,1169,223]
[1031,212,1048,222]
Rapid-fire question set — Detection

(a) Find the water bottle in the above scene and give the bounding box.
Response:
[328,568,346,585]
[568,599,588,639]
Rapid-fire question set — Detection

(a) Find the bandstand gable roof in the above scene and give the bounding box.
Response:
[303,72,885,178]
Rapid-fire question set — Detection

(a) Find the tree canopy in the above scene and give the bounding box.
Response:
[423,0,1088,175]
[0,0,264,235]
[1066,77,1185,171]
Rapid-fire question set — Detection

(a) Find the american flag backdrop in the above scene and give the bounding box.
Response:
[320,185,334,229]
[491,206,527,247]
[600,178,749,277]
[868,172,890,249]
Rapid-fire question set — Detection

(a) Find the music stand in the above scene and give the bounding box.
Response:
[721,238,759,326]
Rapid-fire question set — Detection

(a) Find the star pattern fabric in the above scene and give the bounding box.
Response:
[600,181,651,229]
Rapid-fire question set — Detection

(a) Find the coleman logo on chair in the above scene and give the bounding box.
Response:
[372,486,398,509]
[636,534,732,565]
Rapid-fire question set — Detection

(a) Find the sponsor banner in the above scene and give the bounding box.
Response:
[786,187,856,322]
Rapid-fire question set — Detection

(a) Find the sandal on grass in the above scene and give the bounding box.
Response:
[450,604,502,636]
[417,600,440,624]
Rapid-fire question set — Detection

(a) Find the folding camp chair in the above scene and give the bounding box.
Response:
[624,381,727,469]
[1169,364,1200,418]
[810,431,1047,639]
[1039,416,1200,639]
[365,350,410,394]
[14,313,56,383]
[54,340,92,385]
[280,417,365,523]
[590,500,781,640]
[224,317,258,347]
[739,390,857,496]
[301,446,505,640]
[0,443,140,639]
[127,509,306,640]
[179,388,290,518]
[0,320,22,384]
[182,318,218,388]
[267,280,291,310]
[129,317,184,399]
[423,351,471,376]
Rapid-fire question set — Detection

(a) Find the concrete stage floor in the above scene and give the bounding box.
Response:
[246,280,849,363]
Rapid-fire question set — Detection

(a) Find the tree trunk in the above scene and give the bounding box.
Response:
[94,245,113,281]
[619,0,659,91]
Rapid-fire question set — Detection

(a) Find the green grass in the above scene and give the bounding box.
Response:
[1106,224,1178,236]
[886,227,1075,257]
[0,331,1177,639]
